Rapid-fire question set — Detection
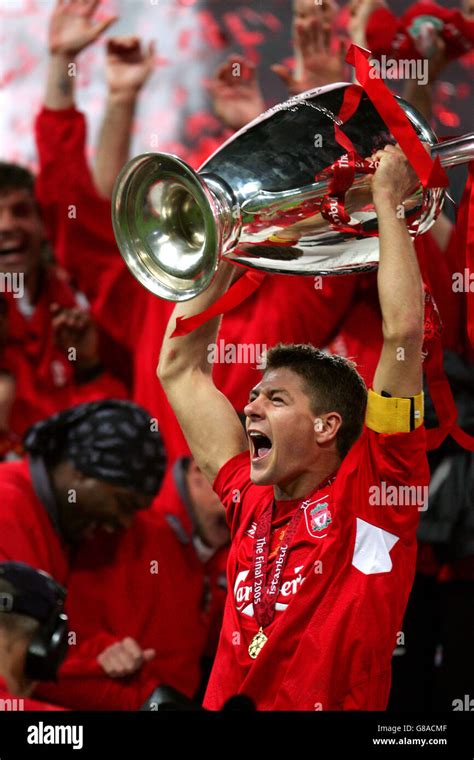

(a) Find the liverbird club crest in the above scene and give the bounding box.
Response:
[304,498,332,537]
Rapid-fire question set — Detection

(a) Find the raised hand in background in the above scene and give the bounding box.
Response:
[209,54,265,132]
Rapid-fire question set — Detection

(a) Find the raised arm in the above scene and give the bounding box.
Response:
[45,0,116,110]
[93,36,155,198]
[157,265,248,484]
[271,0,345,95]
[371,145,424,398]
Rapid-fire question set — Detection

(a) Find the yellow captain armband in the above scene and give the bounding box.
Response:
[365,389,424,434]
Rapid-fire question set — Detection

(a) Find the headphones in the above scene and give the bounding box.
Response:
[0,562,68,681]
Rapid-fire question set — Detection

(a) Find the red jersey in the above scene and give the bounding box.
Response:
[152,458,229,657]
[0,268,127,437]
[204,391,429,710]
[35,107,359,462]
[0,459,69,582]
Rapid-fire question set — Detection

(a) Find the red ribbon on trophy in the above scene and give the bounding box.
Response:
[423,159,474,452]
[313,44,448,235]
[171,268,266,338]
[314,44,474,452]
[319,44,448,191]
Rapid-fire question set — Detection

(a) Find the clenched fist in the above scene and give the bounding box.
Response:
[97,637,156,678]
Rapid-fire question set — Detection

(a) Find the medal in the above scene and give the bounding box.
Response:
[248,627,268,659]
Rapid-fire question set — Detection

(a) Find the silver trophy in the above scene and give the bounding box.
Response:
[112,82,474,302]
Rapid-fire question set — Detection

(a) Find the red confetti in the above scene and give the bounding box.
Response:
[185,111,221,140]
[238,7,282,33]
[433,105,460,128]
[188,135,227,170]
[173,86,188,108]
[261,12,282,32]
[198,10,227,50]
[336,6,351,33]
[178,29,193,51]
[0,44,37,86]
[223,13,265,48]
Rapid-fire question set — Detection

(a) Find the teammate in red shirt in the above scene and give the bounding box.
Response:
[0,163,127,437]
[158,145,430,710]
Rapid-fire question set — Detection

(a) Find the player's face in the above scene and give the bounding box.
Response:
[244,367,319,488]
[60,475,152,544]
[0,189,44,278]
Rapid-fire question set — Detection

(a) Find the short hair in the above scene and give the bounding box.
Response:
[0,162,35,196]
[0,578,39,639]
[264,343,368,458]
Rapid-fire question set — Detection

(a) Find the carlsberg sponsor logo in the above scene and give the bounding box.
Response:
[27,721,83,750]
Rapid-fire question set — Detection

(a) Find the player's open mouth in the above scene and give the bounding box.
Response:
[248,430,273,461]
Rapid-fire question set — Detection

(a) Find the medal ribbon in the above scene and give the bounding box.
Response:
[252,474,336,630]
[344,45,448,190]
[314,44,448,236]
[252,499,307,630]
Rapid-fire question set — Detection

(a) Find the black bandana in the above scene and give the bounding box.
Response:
[23,400,166,496]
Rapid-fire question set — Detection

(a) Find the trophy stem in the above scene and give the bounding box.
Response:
[201,173,241,254]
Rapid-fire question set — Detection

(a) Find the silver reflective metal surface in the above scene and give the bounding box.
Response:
[112,82,474,301]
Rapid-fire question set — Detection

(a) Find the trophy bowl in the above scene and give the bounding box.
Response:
[112,82,473,301]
